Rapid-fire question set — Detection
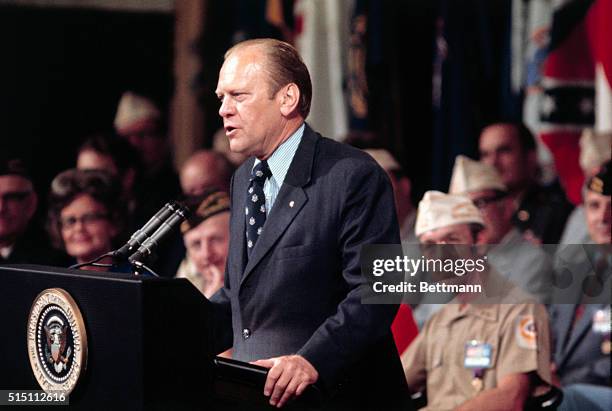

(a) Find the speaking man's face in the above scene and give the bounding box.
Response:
[216,46,286,159]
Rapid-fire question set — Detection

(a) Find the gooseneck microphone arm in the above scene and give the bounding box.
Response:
[112,201,178,261]
[128,204,190,269]
[69,201,183,272]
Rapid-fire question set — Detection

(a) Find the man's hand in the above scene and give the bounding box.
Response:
[252,355,318,408]
[201,264,225,298]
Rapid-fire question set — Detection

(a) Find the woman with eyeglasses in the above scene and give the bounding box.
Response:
[47,169,125,271]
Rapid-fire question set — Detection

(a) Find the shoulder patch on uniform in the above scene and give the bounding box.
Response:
[516,315,537,349]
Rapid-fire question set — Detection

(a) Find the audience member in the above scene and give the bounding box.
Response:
[179,150,234,198]
[177,190,230,298]
[47,169,124,271]
[365,149,416,243]
[114,91,181,227]
[76,133,141,226]
[114,91,183,276]
[0,156,64,265]
[560,129,612,245]
[402,191,552,410]
[449,155,553,303]
[550,163,611,411]
[479,122,573,244]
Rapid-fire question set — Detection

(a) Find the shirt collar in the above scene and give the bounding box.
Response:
[253,123,305,187]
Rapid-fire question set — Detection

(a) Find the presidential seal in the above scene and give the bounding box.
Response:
[27,288,87,394]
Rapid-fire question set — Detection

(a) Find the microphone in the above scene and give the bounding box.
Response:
[128,203,190,265]
[113,202,178,260]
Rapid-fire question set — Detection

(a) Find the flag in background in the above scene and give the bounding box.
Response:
[294,0,349,140]
[590,0,612,135]
[539,0,599,205]
[511,0,557,183]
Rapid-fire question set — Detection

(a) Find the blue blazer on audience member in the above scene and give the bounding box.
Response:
[549,304,611,386]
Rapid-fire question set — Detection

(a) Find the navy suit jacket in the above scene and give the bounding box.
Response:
[210,125,409,408]
[549,304,611,386]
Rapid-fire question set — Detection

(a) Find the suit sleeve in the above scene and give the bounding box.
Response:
[297,160,401,386]
[208,173,236,354]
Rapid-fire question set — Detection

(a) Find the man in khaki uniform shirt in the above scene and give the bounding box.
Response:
[402,191,552,411]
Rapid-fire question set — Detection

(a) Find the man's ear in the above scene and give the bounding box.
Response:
[279,83,301,116]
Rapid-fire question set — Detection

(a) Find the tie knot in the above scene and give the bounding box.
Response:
[251,160,271,183]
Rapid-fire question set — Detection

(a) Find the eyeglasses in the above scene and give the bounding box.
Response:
[0,190,32,204]
[472,192,507,209]
[60,212,109,229]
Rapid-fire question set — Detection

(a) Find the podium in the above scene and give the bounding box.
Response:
[0,265,322,411]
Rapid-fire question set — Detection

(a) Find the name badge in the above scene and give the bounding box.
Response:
[464,340,493,369]
[592,309,611,334]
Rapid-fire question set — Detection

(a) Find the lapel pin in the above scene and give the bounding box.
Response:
[289,201,295,208]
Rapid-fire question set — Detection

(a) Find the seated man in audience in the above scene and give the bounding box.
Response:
[560,129,611,245]
[479,122,573,244]
[364,149,417,244]
[76,133,141,224]
[114,91,181,227]
[179,150,234,198]
[402,191,552,411]
[449,155,553,303]
[550,163,611,411]
[177,190,229,299]
[0,156,64,265]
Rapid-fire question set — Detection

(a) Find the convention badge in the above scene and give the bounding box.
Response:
[516,315,537,349]
[592,308,611,335]
[464,340,492,369]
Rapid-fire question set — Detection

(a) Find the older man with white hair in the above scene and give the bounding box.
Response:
[560,129,612,245]
[402,191,553,411]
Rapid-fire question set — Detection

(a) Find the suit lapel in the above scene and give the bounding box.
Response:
[231,159,253,278]
[554,305,575,366]
[241,185,307,285]
[239,125,318,287]
[560,305,597,367]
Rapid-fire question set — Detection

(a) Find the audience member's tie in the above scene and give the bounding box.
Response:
[246,160,271,256]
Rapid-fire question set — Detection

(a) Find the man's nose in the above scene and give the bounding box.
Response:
[218,98,234,117]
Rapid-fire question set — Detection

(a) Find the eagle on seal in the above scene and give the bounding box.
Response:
[44,323,72,373]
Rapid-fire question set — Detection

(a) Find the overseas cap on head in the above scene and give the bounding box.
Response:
[0,156,31,180]
[181,190,230,234]
[364,149,401,172]
[586,161,611,196]
[449,155,506,195]
[114,91,161,135]
[415,190,484,237]
[579,129,612,173]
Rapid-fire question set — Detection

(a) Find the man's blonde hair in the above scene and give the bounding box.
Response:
[225,38,312,118]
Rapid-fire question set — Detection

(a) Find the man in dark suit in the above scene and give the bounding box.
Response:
[549,164,611,411]
[210,38,408,409]
[0,156,65,266]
